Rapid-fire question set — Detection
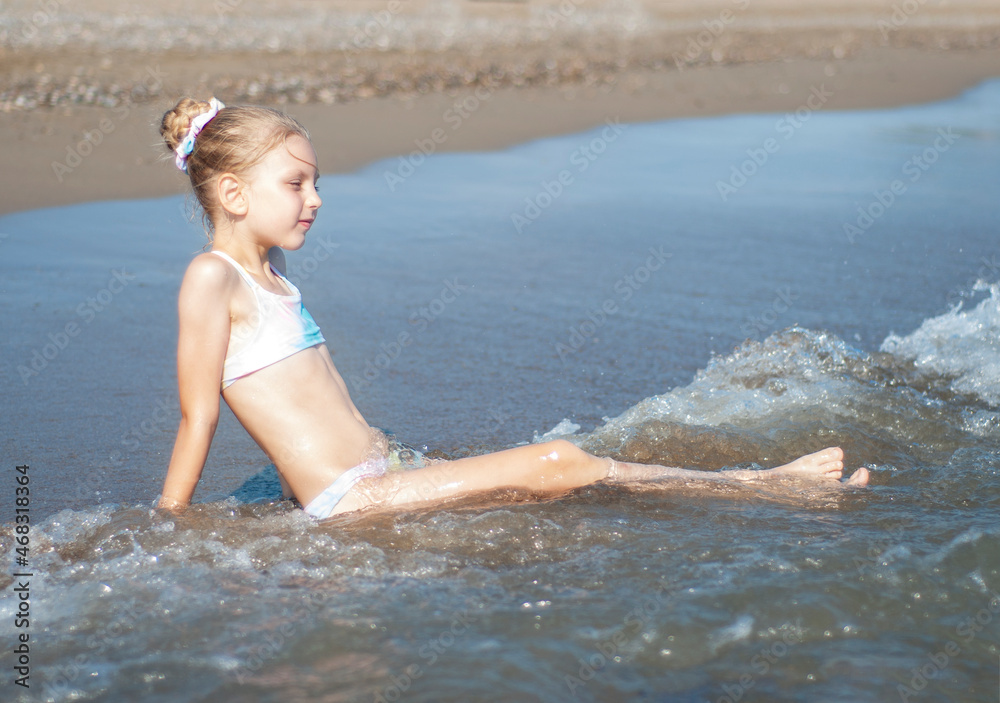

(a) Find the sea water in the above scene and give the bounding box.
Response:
[2,82,1000,701]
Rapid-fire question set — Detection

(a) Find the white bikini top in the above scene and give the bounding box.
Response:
[211,250,325,389]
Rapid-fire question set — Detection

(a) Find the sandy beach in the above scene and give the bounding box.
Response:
[2,0,999,215]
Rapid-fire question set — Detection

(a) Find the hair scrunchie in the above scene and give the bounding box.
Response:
[174,98,226,172]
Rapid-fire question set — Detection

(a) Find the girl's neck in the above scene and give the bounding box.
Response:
[211,234,270,273]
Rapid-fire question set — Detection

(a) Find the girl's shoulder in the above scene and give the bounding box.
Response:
[176,252,243,324]
[180,251,240,297]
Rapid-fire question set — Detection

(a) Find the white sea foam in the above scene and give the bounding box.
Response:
[882,282,1000,407]
[588,327,883,437]
[708,614,755,654]
[533,418,582,443]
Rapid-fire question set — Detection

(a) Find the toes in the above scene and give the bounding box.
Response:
[813,458,843,476]
[844,467,870,487]
[821,447,844,462]
[807,447,844,465]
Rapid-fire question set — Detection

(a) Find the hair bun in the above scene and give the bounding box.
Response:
[160,98,214,152]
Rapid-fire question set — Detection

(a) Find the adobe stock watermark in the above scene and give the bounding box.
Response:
[41,602,144,700]
[207,0,244,34]
[896,592,1000,701]
[556,247,671,361]
[284,234,340,286]
[350,0,404,51]
[740,287,798,340]
[52,400,178,509]
[944,256,999,308]
[878,0,931,40]
[481,405,510,438]
[373,603,481,702]
[348,278,468,391]
[564,580,674,695]
[77,395,180,504]
[843,127,959,244]
[395,405,511,505]
[51,66,166,182]
[233,591,329,684]
[17,268,136,385]
[540,0,588,29]
[716,628,802,703]
[854,522,908,577]
[384,78,500,191]
[672,0,751,71]
[11,0,69,46]
[716,84,833,202]
[512,118,626,233]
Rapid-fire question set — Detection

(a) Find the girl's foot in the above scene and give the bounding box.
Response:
[759,447,869,486]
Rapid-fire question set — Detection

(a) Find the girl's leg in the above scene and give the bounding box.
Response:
[332,440,868,515]
[609,446,868,484]
[332,440,608,514]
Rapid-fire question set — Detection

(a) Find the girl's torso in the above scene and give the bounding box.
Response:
[211,250,325,389]
[210,250,373,505]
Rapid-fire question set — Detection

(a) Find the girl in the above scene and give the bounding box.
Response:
[157,97,868,518]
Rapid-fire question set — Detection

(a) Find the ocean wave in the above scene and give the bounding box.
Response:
[882,281,1000,407]
[572,314,1000,467]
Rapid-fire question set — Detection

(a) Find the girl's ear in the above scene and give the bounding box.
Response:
[217,173,248,217]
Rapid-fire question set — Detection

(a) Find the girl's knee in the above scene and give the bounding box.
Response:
[537,439,579,460]
[537,439,598,471]
[533,439,606,489]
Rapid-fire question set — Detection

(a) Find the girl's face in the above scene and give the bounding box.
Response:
[241,134,322,250]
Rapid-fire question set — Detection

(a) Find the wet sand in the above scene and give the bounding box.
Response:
[2,0,999,215]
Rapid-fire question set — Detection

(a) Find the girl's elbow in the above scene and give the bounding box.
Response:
[179,411,219,434]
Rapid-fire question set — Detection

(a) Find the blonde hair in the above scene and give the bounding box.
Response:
[160,97,311,236]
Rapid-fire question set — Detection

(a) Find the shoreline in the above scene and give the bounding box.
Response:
[3,41,1000,215]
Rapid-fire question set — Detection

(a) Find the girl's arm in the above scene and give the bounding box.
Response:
[158,255,233,510]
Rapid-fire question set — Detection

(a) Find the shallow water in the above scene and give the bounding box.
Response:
[2,82,1000,701]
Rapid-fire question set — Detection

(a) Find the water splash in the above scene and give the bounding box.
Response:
[882,281,1000,407]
